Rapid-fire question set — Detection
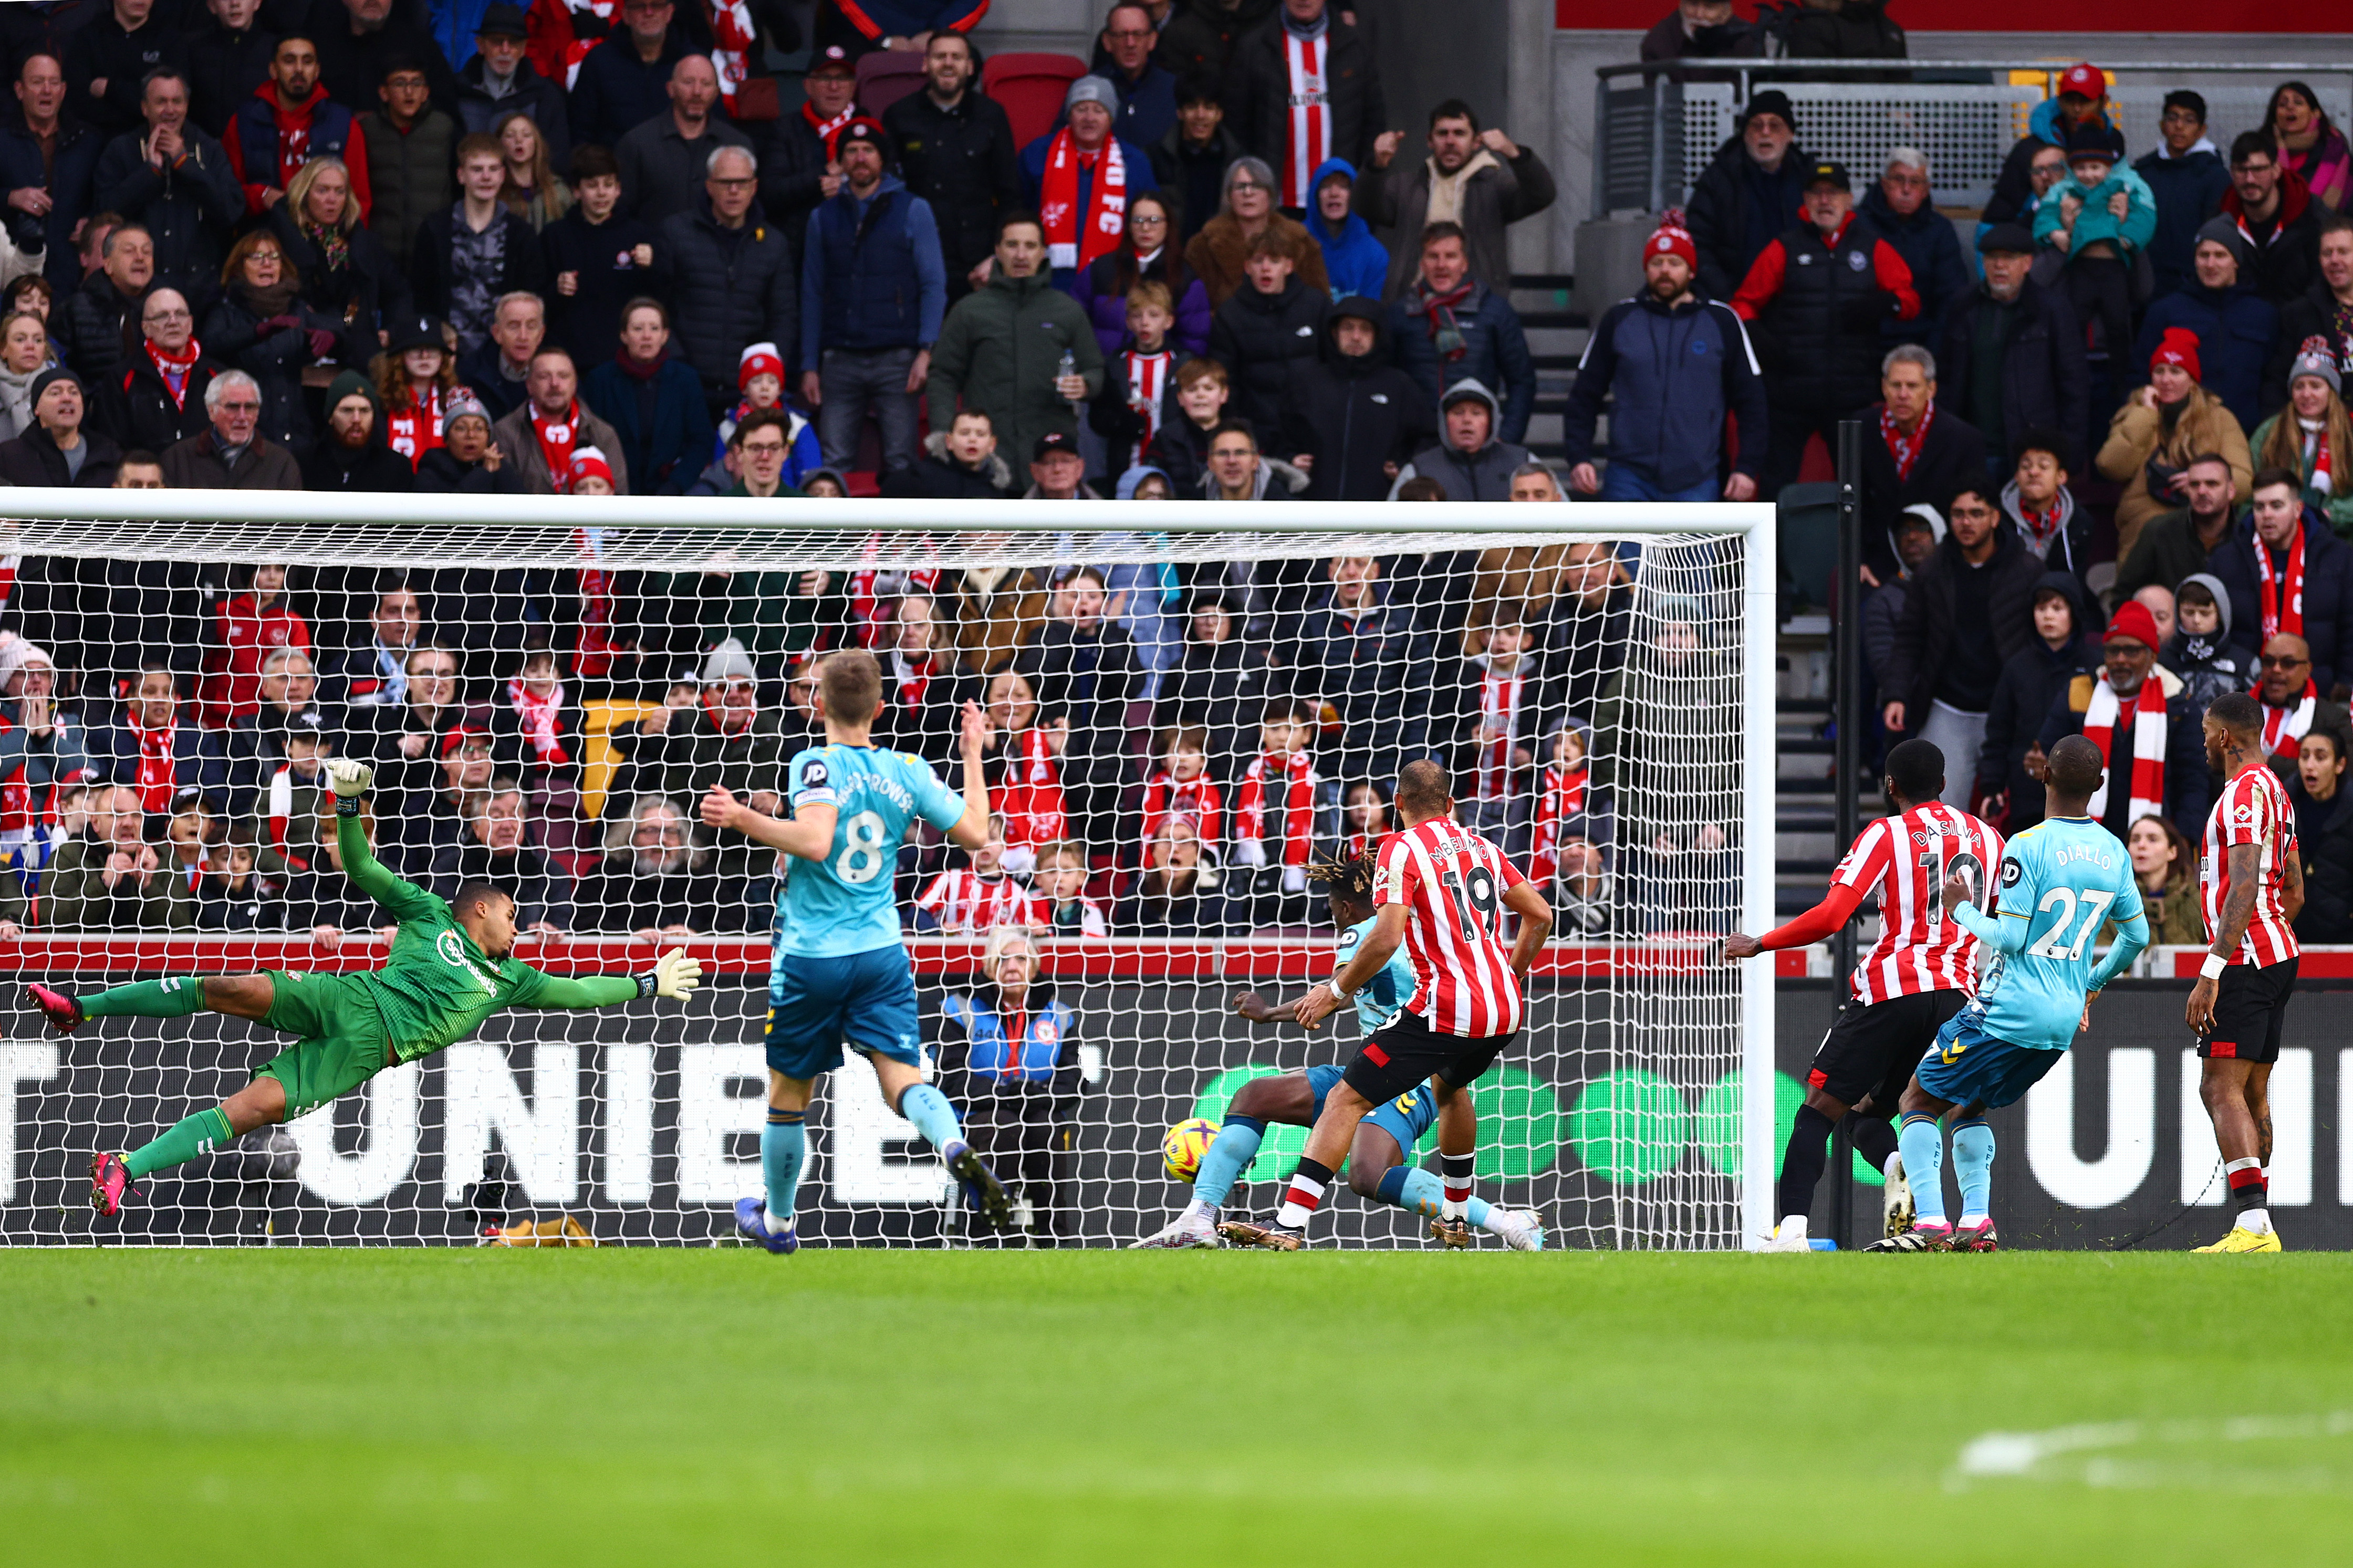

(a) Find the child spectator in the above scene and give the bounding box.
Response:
[1033,838,1109,937]
[1303,158,1387,302]
[801,468,850,498]
[1450,614,1543,855]
[376,315,456,468]
[162,791,218,902]
[1337,779,1390,860]
[1115,816,1234,936]
[1139,725,1222,856]
[258,713,331,873]
[983,670,1067,873]
[568,447,617,496]
[2000,431,2095,584]
[2165,572,2257,714]
[500,645,584,860]
[711,342,819,482]
[1232,697,1321,898]
[2034,123,2157,368]
[1090,281,1179,478]
[197,838,284,932]
[915,813,1044,934]
[1530,723,1599,891]
[197,562,308,729]
[1142,356,1228,492]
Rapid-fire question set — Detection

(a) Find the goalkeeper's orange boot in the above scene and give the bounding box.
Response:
[89,1153,132,1218]
[28,983,82,1033]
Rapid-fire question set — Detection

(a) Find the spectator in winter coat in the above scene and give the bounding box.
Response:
[2097,328,2254,562]
[1140,351,1227,490]
[61,0,181,142]
[748,42,859,273]
[1282,294,1428,503]
[0,367,120,486]
[299,367,415,491]
[563,0,689,153]
[1303,158,1383,301]
[411,133,546,353]
[2164,572,2256,716]
[0,53,104,293]
[2222,131,2327,309]
[159,367,302,487]
[2208,472,2353,694]
[91,285,217,452]
[1017,75,1159,294]
[1293,553,1429,779]
[1150,72,1245,245]
[2268,214,2353,414]
[310,0,455,116]
[90,663,221,816]
[447,4,568,170]
[2129,217,2276,433]
[1862,506,1940,712]
[92,66,242,297]
[203,228,353,455]
[355,53,458,267]
[1390,221,1534,446]
[265,155,404,340]
[1878,483,2045,800]
[185,0,273,142]
[1097,3,1177,148]
[487,346,630,494]
[2136,90,2232,301]
[1856,344,1988,586]
[1388,379,1526,503]
[582,297,712,496]
[1182,154,1325,308]
[1975,570,2098,831]
[615,52,749,226]
[2034,600,2211,845]
[2250,633,2351,790]
[2291,726,2353,944]
[1196,417,1306,502]
[1639,0,1762,81]
[1999,430,2096,589]
[1732,158,1921,498]
[225,35,370,218]
[1985,60,2113,227]
[1861,148,1966,354]
[1354,99,1553,304]
[1563,217,1765,504]
[1206,229,1326,441]
[430,786,571,934]
[1224,0,1380,216]
[885,407,1015,501]
[1937,223,2088,473]
[2251,349,2353,536]
[884,29,1022,301]
[2117,454,2242,602]
[2267,80,2352,215]
[656,145,797,412]
[414,391,526,493]
[56,221,151,383]
[1158,0,1276,86]
[2031,121,2157,375]
[1070,190,1211,360]
[1683,89,1811,304]
[928,212,1103,468]
[539,146,657,371]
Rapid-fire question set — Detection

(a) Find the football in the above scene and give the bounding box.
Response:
[1160,1118,1219,1183]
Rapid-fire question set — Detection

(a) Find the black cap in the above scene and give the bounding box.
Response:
[1976,221,2036,256]
[388,315,447,355]
[2065,121,2125,163]
[475,2,529,39]
[1803,160,1851,192]
[1032,430,1080,462]
[278,709,331,744]
[1742,89,1796,132]
[836,116,890,158]
[809,44,856,75]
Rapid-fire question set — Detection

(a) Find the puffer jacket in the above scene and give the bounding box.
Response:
[1387,379,1529,503]
[1206,274,1328,440]
[656,192,798,409]
[1389,279,1535,445]
[1284,297,1432,502]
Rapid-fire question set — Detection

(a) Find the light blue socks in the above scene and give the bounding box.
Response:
[1897,1114,1949,1228]
[1194,1116,1265,1207]
[1380,1166,1495,1229]
[896,1082,964,1153]
[1951,1119,1995,1225]
[761,1110,806,1234]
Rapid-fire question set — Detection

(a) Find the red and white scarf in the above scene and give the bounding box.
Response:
[506,677,571,769]
[1280,29,1332,207]
[386,382,443,465]
[142,335,202,410]
[708,0,755,115]
[891,651,936,709]
[2303,417,2336,498]
[574,527,619,678]
[2256,524,2306,642]
[1474,660,1527,802]
[1123,348,1171,441]
[2081,673,2168,823]
[530,402,581,493]
[991,727,1067,847]
[265,764,313,872]
[1880,403,1935,483]
[1039,127,1127,273]
[1141,770,1222,851]
[126,709,178,816]
[1234,749,1315,867]
[2256,677,2319,759]
[804,97,858,160]
[0,722,29,838]
[1529,761,1589,888]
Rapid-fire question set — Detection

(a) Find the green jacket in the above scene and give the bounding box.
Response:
[660,485,844,656]
[42,837,194,932]
[2250,413,2353,537]
[657,707,791,878]
[927,269,1105,467]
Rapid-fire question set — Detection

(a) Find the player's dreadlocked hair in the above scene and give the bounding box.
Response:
[1306,848,1380,901]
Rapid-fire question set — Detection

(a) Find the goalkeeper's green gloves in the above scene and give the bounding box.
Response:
[325,758,373,816]
[638,947,704,1001]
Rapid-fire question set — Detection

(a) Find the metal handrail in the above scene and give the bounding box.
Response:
[1595,58,2353,82]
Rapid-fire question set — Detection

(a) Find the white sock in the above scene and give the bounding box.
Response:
[1275,1201,1313,1229]
[1774,1214,1808,1241]
[1958,1212,1989,1229]
[1884,1152,1905,1182]
[764,1206,794,1235]
[2239,1207,2272,1235]
[1183,1198,1216,1221]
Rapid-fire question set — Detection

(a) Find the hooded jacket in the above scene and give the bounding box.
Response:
[2207,504,2353,693]
[1207,271,1328,439]
[2221,166,2327,307]
[2162,570,2257,715]
[2129,278,2278,432]
[2136,138,2233,299]
[1563,284,1766,493]
[1352,141,1555,304]
[1987,97,2117,226]
[1198,453,1308,502]
[1389,277,1535,445]
[1388,379,1530,503]
[1285,297,1432,503]
[927,266,1103,468]
[1302,156,1388,302]
[1999,477,2097,590]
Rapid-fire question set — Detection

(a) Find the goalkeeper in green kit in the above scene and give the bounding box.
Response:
[30,759,705,1218]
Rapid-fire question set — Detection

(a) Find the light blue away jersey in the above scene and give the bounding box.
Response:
[778,745,968,957]
[1958,815,2147,1053]
[1336,915,1419,1035]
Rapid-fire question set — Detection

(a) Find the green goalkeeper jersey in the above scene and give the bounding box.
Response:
[333,812,637,1060]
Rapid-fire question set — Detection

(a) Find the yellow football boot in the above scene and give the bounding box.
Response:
[2192,1226,2284,1253]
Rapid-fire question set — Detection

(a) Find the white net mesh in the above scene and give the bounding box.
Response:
[0,504,1766,1249]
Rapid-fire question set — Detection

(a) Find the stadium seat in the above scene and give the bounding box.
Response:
[734,73,782,123]
[982,53,1087,147]
[581,696,658,821]
[856,49,928,119]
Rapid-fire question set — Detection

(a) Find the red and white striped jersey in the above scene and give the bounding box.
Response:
[2202,764,2300,967]
[1830,805,2006,1005]
[1375,817,1531,1039]
[915,869,1040,934]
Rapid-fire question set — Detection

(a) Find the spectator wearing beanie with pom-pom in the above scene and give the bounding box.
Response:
[2098,325,2253,562]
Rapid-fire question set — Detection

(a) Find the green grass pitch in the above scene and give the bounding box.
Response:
[3,1249,2348,1565]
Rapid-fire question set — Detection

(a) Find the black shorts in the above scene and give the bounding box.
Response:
[2198,956,2297,1064]
[1341,1009,1514,1105]
[1808,988,1969,1112]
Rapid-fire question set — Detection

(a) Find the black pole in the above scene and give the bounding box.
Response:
[1831,417,1864,1249]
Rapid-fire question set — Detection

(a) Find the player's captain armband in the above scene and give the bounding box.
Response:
[2201,952,2228,980]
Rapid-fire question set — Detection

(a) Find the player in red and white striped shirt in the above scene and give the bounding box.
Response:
[1723,739,2003,1249]
[1225,761,1553,1251]
[2187,693,2306,1252]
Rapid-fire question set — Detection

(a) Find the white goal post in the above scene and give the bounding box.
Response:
[0,488,1774,1249]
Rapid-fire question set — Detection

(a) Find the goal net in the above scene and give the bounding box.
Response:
[0,492,1774,1249]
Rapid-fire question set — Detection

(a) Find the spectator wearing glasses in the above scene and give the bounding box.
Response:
[1183,155,1325,310]
[159,365,300,487]
[91,286,216,452]
[2136,90,2232,302]
[2222,130,2326,308]
[1071,189,1211,361]
[92,65,242,298]
[1097,4,1178,148]
[660,142,797,414]
[355,55,458,269]
[1860,149,1964,353]
[574,793,728,938]
[2249,634,2349,791]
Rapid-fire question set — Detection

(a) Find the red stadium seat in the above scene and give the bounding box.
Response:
[982,52,1086,148]
[856,49,928,119]
[734,73,782,123]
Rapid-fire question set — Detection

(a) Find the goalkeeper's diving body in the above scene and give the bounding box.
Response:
[34,759,705,1218]
[1134,851,1543,1251]
[699,647,1014,1254]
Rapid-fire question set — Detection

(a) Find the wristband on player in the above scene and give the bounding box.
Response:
[1326,977,1353,1003]
[636,972,660,999]
[2200,952,2227,981]
[336,795,361,817]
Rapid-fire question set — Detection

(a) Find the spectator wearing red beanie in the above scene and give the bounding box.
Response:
[2098,323,2254,561]
[2035,592,2213,843]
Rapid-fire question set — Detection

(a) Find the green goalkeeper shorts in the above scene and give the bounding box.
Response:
[252,970,395,1118]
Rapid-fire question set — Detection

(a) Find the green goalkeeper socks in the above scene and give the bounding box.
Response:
[124,1106,235,1179]
[81,977,209,1020]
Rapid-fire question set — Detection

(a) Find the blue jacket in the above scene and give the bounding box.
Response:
[1563,290,1768,492]
[938,987,1077,1085]
[798,174,948,367]
[2135,140,2232,300]
[2131,280,2278,433]
[2033,162,2158,258]
[582,354,716,497]
[1389,280,1536,445]
[1104,60,1178,148]
[1861,182,1967,353]
[1017,131,1160,290]
[1303,156,1389,302]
